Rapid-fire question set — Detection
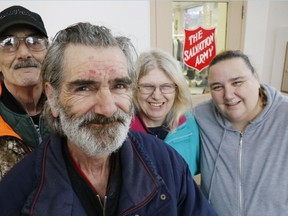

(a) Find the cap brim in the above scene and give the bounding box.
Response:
[0,19,47,38]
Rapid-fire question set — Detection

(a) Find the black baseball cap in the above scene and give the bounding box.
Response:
[0,5,47,37]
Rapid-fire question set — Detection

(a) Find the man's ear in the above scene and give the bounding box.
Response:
[45,82,59,117]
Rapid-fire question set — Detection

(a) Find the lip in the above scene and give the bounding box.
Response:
[148,102,165,107]
[15,67,39,74]
[15,66,38,69]
[225,100,241,107]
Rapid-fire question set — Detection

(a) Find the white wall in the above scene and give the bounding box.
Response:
[0,0,150,53]
[243,0,269,82]
[244,0,288,90]
[265,1,288,89]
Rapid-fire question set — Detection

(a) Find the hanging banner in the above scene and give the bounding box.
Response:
[183,27,216,72]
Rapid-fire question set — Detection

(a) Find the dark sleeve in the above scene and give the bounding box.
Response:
[0,153,36,215]
[129,131,217,215]
[178,165,218,215]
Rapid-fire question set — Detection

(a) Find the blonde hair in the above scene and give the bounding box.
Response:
[133,49,192,130]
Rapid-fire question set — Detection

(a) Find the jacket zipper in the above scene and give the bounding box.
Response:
[97,195,107,216]
[239,133,243,216]
[29,116,42,145]
[38,116,43,144]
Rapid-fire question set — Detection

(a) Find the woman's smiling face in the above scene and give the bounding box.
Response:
[136,68,176,127]
[208,57,262,130]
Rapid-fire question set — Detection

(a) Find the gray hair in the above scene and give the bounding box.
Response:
[41,22,137,134]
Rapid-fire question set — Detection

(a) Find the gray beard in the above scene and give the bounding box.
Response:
[58,107,133,156]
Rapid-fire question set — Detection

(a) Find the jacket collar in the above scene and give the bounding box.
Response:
[31,134,164,215]
[130,113,187,133]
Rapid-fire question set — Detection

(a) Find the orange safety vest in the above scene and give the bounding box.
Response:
[0,83,22,140]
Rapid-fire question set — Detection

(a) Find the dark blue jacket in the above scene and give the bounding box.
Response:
[0,131,217,216]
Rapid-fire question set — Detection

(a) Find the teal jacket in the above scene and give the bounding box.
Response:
[130,112,200,175]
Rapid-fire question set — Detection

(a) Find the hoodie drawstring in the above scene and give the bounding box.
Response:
[208,129,227,203]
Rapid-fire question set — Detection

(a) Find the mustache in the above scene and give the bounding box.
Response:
[13,60,41,69]
[79,112,127,128]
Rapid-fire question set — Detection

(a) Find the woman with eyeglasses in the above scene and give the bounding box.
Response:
[130,49,200,176]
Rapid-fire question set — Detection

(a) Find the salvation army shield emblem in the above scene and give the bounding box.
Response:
[183,27,216,72]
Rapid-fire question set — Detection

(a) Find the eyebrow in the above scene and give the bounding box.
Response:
[113,77,132,85]
[66,77,132,89]
[209,76,247,88]
[66,79,98,90]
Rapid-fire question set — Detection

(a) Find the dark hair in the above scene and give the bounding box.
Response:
[208,50,255,74]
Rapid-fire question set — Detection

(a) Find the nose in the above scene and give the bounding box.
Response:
[151,87,163,99]
[15,41,32,59]
[93,87,118,117]
[223,85,235,100]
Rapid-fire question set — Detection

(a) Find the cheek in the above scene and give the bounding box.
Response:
[169,94,176,102]
[0,55,13,70]
[60,94,93,117]
[34,51,47,63]
[166,98,175,112]
[242,88,259,107]
[137,94,149,102]
[115,93,133,113]
[211,91,224,104]
[137,92,148,104]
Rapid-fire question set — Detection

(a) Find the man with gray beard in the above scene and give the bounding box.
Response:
[0,5,50,181]
[0,22,217,216]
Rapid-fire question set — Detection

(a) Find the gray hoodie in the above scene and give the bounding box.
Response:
[193,84,288,216]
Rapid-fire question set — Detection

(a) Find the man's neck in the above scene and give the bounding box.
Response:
[3,82,43,116]
[67,142,111,199]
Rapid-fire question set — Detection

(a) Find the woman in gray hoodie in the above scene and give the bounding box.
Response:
[193,50,288,216]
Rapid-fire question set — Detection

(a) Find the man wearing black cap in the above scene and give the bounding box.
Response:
[0,5,50,181]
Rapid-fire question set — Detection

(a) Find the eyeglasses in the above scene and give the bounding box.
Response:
[0,36,48,53]
[138,83,177,95]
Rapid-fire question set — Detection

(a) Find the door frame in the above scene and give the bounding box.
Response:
[150,0,246,54]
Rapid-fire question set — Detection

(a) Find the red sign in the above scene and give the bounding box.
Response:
[183,27,216,72]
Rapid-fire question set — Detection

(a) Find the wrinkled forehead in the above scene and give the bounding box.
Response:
[63,45,129,81]
[73,60,128,80]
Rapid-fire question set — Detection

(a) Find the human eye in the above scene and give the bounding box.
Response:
[210,84,223,91]
[111,81,131,94]
[142,84,154,90]
[232,80,244,87]
[138,84,154,94]
[26,36,48,51]
[1,37,13,45]
[68,80,98,93]
[161,83,174,90]
[75,86,91,92]
[27,36,43,44]
[0,36,17,50]
[160,83,176,93]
